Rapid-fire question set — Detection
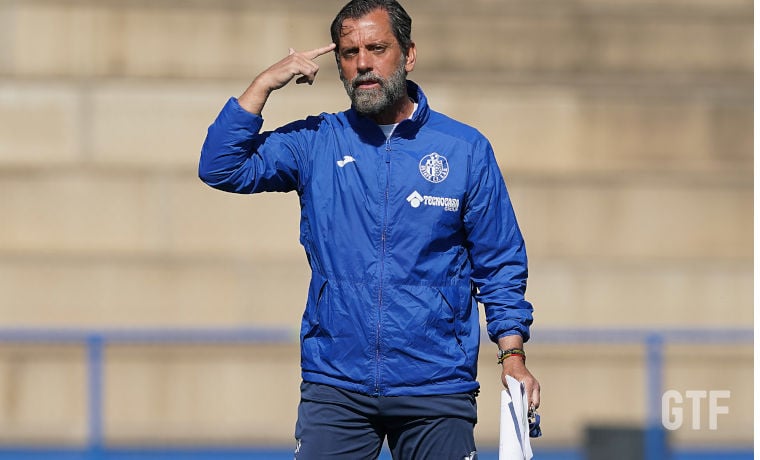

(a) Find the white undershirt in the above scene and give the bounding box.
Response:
[378,103,418,139]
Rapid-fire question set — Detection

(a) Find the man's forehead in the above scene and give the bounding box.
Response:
[338,9,394,42]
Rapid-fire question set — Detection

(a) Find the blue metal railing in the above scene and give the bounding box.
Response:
[531,328,753,460]
[0,327,752,459]
[0,327,295,453]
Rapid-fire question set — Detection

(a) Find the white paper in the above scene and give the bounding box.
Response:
[499,375,533,460]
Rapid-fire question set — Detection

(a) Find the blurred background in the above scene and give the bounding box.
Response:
[0,0,753,459]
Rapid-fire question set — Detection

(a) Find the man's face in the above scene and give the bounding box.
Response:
[336,8,416,117]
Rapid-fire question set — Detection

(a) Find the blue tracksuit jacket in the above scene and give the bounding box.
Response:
[199,81,533,397]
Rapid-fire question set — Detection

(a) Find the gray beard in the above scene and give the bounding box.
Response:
[342,63,408,117]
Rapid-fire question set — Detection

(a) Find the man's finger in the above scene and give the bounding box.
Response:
[302,43,337,60]
[531,387,541,409]
[295,63,320,85]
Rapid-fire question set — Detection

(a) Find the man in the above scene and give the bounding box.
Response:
[199,0,539,458]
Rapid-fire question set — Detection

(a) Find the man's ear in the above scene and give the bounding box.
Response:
[405,42,417,73]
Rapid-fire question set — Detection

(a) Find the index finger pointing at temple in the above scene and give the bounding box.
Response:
[303,43,337,60]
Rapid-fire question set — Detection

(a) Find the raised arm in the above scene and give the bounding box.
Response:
[199,43,336,194]
[238,43,336,115]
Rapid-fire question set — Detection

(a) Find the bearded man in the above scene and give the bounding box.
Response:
[199,1,540,458]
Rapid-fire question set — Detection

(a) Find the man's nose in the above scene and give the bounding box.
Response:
[356,49,372,72]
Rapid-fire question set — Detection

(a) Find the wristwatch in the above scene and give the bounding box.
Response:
[497,347,526,364]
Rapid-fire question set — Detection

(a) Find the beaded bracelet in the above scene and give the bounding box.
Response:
[497,348,526,364]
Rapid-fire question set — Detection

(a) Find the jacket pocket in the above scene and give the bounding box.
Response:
[437,287,468,361]
[302,273,328,339]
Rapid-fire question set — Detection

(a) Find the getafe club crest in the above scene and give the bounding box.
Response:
[419,152,449,183]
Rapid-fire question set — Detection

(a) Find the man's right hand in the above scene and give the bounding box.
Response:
[239,43,337,115]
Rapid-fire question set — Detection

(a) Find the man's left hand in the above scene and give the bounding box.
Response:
[502,358,541,409]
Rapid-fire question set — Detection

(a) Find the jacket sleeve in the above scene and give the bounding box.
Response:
[198,97,318,194]
[463,139,533,343]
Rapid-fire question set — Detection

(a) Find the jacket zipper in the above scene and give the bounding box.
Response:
[376,136,392,395]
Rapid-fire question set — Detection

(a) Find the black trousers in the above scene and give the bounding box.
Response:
[295,382,478,460]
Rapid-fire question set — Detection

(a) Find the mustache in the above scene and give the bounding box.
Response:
[351,73,385,88]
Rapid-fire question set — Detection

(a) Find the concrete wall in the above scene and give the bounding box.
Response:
[0,0,752,450]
